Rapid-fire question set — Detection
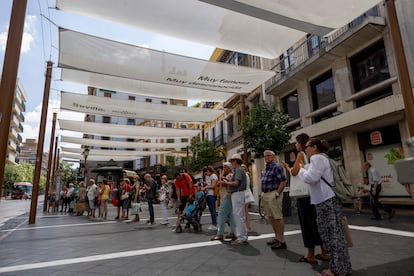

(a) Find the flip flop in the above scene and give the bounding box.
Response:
[315,254,330,262]
[298,256,318,265]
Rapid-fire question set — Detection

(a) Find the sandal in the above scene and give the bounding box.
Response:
[315,254,330,262]
[225,233,236,241]
[266,238,279,245]
[210,235,224,241]
[298,256,318,265]
[319,269,334,276]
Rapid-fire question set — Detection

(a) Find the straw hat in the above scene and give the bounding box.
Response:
[229,153,242,161]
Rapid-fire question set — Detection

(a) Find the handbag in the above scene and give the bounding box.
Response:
[289,152,310,198]
[121,192,129,200]
[245,187,255,204]
[130,202,140,215]
[342,215,353,247]
[159,191,166,202]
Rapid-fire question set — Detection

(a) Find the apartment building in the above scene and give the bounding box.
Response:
[265,4,413,197]
[18,138,49,174]
[6,79,26,165]
[84,87,190,172]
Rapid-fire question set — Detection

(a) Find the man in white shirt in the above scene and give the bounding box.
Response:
[364,162,395,220]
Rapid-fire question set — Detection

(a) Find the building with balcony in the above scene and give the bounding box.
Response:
[265,3,413,197]
[18,138,48,174]
[6,79,26,164]
[84,87,193,174]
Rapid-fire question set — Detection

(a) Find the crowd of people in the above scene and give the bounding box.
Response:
[52,132,403,276]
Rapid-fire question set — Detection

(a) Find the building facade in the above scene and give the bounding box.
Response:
[84,87,192,174]
[265,3,413,197]
[18,138,49,174]
[7,79,26,165]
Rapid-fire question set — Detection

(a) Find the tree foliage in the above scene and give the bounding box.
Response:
[59,161,77,186]
[189,137,220,172]
[3,164,18,192]
[239,103,291,158]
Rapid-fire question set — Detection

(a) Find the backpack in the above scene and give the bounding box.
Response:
[320,154,354,202]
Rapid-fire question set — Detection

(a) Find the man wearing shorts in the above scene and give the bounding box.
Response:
[261,150,287,249]
[174,172,194,229]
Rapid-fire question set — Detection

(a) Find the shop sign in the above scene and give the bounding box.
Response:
[370,131,383,145]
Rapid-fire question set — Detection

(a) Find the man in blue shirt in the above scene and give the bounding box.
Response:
[261,150,287,249]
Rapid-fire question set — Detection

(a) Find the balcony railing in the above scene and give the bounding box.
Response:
[17,134,23,143]
[265,5,381,92]
[18,123,24,132]
[20,112,25,122]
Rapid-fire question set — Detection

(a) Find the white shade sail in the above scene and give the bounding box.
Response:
[61,91,224,122]
[61,136,189,149]
[59,29,275,94]
[58,119,200,139]
[56,0,380,58]
[61,69,235,102]
[61,147,171,156]
[61,152,143,162]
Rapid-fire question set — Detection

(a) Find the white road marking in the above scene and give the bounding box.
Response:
[0,219,28,242]
[0,221,117,233]
[0,230,301,273]
[349,225,414,238]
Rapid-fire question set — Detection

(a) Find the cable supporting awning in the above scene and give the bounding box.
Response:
[61,91,224,122]
[61,136,190,149]
[58,29,275,94]
[56,0,380,59]
[58,119,200,139]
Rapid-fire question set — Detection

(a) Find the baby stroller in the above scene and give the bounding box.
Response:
[176,193,207,233]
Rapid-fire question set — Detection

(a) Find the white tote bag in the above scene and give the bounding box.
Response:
[289,152,310,198]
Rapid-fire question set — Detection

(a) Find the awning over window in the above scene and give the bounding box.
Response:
[59,29,275,94]
[61,92,224,122]
[61,136,189,149]
[58,119,200,139]
[56,0,380,58]
[61,147,171,156]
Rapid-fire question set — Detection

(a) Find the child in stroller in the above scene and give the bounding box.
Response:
[175,183,206,233]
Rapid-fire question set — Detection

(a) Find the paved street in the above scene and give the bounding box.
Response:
[0,200,413,276]
[0,198,32,227]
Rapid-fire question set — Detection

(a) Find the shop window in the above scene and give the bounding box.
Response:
[128,96,135,101]
[282,91,300,120]
[311,71,336,122]
[351,40,392,107]
[127,118,135,126]
[103,116,111,123]
[351,40,390,90]
[227,116,234,137]
[311,71,336,110]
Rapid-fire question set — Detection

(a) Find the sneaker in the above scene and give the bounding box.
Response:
[160,221,169,225]
[231,240,248,245]
[208,225,218,231]
[388,209,396,219]
[271,241,287,250]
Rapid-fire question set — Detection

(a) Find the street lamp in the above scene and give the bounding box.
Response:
[82,147,90,182]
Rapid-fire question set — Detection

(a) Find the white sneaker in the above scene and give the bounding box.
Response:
[208,225,218,231]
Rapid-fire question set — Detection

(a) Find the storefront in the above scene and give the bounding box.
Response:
[358,125,409,197]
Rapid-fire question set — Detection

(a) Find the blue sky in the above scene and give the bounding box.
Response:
[0,0,214,144]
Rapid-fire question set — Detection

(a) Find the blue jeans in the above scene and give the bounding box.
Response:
[217,197,235,235]
[369,185,392,219]
[147,198,154,223]
[206,195,217,225]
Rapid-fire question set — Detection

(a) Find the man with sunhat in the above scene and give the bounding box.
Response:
[223,153,248,245]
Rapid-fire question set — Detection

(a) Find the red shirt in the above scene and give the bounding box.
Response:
[174,173,195,197]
